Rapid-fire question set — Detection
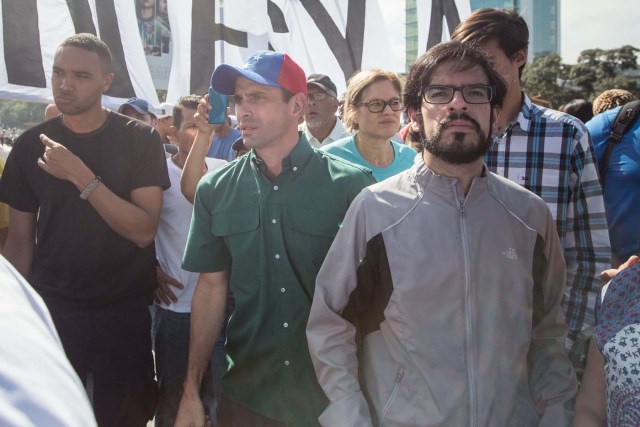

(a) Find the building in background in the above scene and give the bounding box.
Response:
[406,0,418,72]
[405,0,560,71]
[470,0,560,60]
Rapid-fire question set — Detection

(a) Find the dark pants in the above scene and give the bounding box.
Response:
[218,394,285,427]
[153,295,233,427]
[45,296,158,427]
[153,308,223,427]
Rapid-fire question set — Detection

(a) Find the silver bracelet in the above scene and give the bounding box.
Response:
[79,176,101,200]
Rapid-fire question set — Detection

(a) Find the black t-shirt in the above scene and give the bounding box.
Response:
[0,111,170,306]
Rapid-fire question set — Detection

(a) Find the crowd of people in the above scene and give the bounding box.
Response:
[0,127,22,146]
[0,6,638,427]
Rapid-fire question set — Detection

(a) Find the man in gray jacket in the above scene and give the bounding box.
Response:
[306,41,577,426]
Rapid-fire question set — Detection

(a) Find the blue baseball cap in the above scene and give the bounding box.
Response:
[211,51,307,96]
[118,97,156,118]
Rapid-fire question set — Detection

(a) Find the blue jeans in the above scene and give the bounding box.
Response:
[153,307,226,427]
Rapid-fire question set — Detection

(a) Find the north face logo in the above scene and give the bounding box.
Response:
[502,248,518,260]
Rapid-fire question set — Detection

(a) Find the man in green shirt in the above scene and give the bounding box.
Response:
[175,51,374,427]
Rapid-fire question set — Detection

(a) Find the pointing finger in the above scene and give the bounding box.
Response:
[40,134,56,147]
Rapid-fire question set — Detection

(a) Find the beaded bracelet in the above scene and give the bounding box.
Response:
[79,176,101,200]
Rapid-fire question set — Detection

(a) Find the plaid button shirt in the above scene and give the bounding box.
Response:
[486,95,611,370]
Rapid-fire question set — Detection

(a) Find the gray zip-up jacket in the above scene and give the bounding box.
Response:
[306,157,578,426]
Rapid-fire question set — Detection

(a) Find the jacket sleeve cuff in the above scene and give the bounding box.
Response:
[318,391,374,427]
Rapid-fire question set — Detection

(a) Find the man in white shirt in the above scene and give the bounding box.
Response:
[153,95,227,427]
[300,74,350,147]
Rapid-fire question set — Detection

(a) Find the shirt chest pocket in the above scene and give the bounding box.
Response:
[211,208,260,256]
[285,207,342,269]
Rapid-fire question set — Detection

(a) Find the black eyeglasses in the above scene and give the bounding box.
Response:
[422,85,494,104]
[356,98,403,113]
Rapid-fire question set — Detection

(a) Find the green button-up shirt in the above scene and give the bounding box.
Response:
[183,136,374,426]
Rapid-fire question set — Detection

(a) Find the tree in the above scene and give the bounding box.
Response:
[0,99,46,129]
[522,54,580,108]
[571,45,639,100]
[522,46,639,109]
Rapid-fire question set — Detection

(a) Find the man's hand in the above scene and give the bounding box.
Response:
[37,134,91,185]
[154,266,184,305]
[194,94,225,135]
[600,255,640,282]
[174,390,209,427]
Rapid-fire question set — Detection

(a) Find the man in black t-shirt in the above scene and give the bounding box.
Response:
[0,33,169,426]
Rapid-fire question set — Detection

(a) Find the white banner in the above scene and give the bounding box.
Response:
[0,0,470,110]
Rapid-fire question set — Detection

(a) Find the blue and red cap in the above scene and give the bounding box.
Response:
[211,51,307,97]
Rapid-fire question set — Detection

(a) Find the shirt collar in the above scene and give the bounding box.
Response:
[515,93,535,133]
[300,118,349,147]
[411,152,488,199]
[250,133,314,175]
[300,122,318,145]
[494,92,532,144]
[327,119,349,142]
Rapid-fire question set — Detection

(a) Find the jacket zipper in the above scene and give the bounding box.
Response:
[379,369,404,426]
[458,197,477,427]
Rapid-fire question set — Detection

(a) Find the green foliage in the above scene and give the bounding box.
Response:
[522,45,639,109]
[0,99,47,129]
[522,54,580,108]
[573,45,639,100]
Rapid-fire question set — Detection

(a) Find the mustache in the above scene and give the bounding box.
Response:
[439,112,482,130]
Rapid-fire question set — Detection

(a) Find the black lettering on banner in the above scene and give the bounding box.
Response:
[299,0,366,82]
[427,0,460,51]
[191,0,216,95]
[267,0,288,33]
[65,0,96,34]
[94,0,135,98]
[214,25,248,48]
[2,0,46,88]
[191,0,248,95]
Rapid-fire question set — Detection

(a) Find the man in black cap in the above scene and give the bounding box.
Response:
[300,74,350,148]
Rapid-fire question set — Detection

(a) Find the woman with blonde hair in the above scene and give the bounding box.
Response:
[321,69,416,181]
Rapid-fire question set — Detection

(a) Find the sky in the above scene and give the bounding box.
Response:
[378,0,639,67]
[560,0,639,63]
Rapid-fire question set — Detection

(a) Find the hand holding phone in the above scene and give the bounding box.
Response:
[207,86,228,124]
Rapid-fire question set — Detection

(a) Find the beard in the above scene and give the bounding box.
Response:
[305,116,323,130]
[417,112,492,165]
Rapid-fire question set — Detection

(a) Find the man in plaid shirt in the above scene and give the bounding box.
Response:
[452,8,611,375]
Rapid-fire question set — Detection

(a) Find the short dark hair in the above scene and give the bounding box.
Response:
[58,33,113,74]
[172,95,202,129]
[403,40,507,116]
[560,99,593,123]
[451,8,529,78]
[280,88,294,103]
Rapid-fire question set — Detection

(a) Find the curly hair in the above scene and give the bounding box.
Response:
[592,89,638,115]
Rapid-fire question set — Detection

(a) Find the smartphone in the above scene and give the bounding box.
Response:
[207,86,228,124]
